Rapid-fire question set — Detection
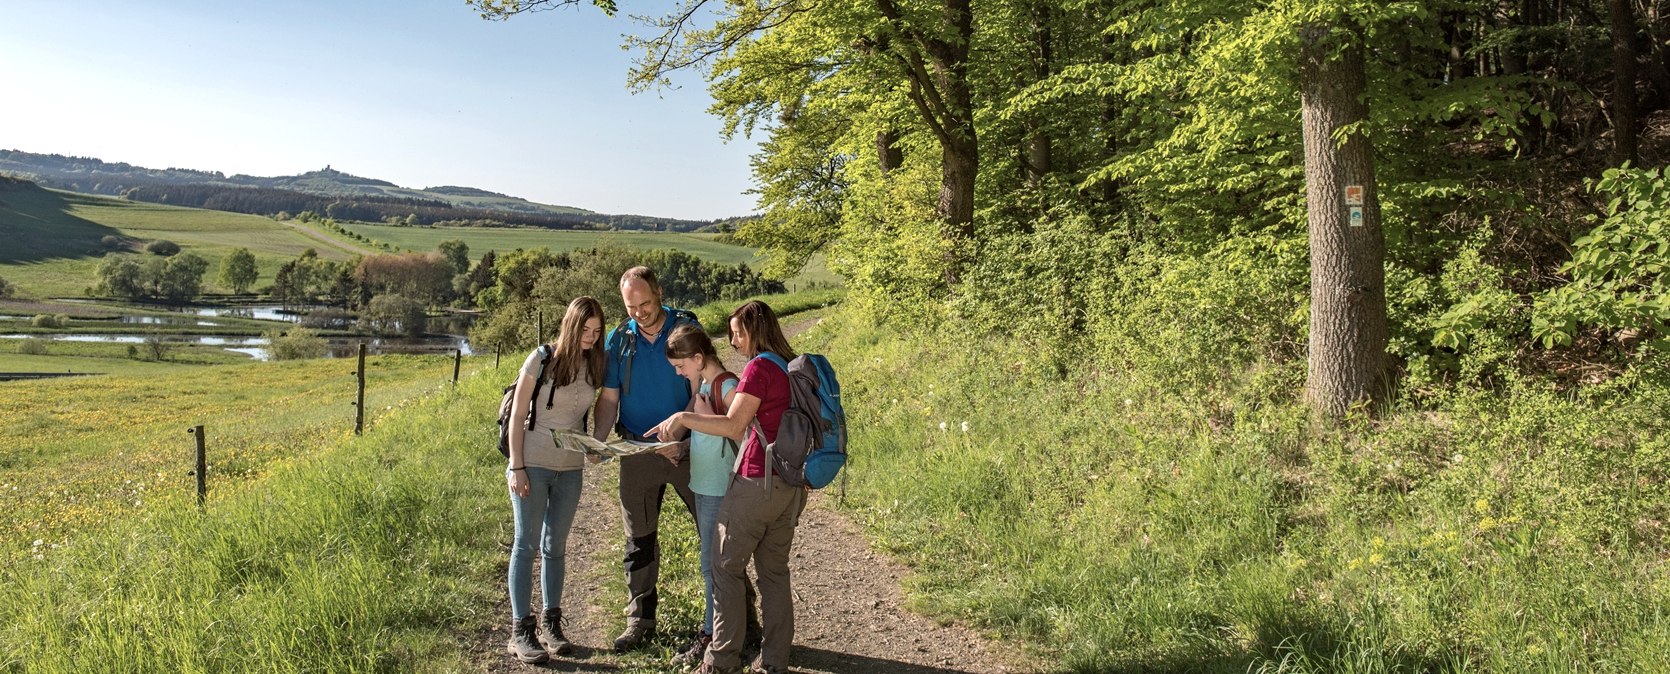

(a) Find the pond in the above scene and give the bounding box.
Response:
[0,333,473,361]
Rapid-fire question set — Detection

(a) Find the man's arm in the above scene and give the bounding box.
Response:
[593,387,620,442]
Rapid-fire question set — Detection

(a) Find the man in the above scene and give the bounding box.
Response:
[593,266,702,652]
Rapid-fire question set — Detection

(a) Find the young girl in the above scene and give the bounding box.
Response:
[662,323,740,666]
[651,300,801,674]
[504,296,606,664]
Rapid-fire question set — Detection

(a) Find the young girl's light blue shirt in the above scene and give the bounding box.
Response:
[689,377,740,497]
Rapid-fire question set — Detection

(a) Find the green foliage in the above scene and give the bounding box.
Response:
[1533,166,1670,351]
[17,337,48,355]
[1084,233,1311,395]
[145,252,210,301]
[142,239,180,256]
[0,276,12,299]
[361,293,428,337]
[29,314,69,329]
[264,325,327,360]
[94,256,144,299]
[141,332,173,362]
[217,247,259,294]
[1389,237,1529,390]
[435,239,470,275]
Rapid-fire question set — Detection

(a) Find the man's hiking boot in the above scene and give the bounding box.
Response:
[690,662,740,674]
[539,607,573,656]
[613,617,656,653]
[506,615,548,664]
[671,630,712,666]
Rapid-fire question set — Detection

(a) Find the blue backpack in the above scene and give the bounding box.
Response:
[754,351,847,489]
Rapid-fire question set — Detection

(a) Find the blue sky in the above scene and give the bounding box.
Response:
[0,0,760,220]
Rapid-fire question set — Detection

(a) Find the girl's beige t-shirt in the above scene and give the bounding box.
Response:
[517,347,596,471]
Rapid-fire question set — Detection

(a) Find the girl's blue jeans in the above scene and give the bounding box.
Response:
[507,466,583,620]
[695,492,725,635]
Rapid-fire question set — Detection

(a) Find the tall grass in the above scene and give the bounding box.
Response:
[805,310,1670,673]
[0,355,480,563]
[0,372,508,672]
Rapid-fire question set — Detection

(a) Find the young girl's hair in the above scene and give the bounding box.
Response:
[549,296,607,387]
[665,322,717,362]
[729,300,795,360]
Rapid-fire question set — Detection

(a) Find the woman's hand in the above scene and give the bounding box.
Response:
[692,394,714,416]
[650,413,685,443]
[507,468,530,497]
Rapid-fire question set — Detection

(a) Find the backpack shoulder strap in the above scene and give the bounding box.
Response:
[610,318,636,397]
[710,372,740,415]
[525,343,555,430]
[667,308,698,328]
[756,351,790,373]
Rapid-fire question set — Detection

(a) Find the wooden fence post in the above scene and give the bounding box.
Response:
[355,343,366,435]
[453,348,462,386]
[188,424,206,508]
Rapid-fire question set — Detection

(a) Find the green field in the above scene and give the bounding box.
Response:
[0,185,360,297]
[0,353,484,564]
[339,222,762,265]
[0,184,837,298]
[340,222,839,289]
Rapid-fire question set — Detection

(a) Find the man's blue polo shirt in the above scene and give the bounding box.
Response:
[604,306,695,438]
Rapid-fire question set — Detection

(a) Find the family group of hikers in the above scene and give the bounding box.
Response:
[500,266,842,674]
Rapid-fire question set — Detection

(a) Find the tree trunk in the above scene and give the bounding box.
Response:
[1300,20,1389,417]
[1610,0,1641,165]
[1024,0,1052,187]
[876,130,903,174]
[934,0,977,284]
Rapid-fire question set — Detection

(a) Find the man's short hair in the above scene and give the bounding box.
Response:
[620,266,661,295]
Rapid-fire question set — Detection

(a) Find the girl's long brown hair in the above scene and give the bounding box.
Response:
[549,296,606,387]
[729,300,795,360]
[665,323,718,362]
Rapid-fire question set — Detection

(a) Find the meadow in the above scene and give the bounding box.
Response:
[0,353,484,565]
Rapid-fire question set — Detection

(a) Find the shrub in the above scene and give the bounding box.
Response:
[101,235,125,250]
[266,326,327,361]
[1533,166,1670,352]
[18,338,48,355]
[30,314,63,329]
[300,308,355,331]
[360,294,427,337]
[142,333,173,361]
[0,275,14,298]
[144,240,181,256]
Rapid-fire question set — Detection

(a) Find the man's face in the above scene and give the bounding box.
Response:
[621,279,661,327]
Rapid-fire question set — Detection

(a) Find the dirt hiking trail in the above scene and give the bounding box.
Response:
[469,313,1033,674]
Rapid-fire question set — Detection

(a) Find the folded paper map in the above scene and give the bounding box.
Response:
[552,430,679,458]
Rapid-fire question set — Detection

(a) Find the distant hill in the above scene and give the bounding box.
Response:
[0,149,714,231]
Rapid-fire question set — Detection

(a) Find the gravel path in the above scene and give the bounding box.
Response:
[470,313,1031,674]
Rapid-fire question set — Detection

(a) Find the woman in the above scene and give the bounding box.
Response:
[662,323,741,666]
[504,296,606,664]
[651,300,802,674]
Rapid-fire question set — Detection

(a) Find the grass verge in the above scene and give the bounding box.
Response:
[805,309,1670,673]
[0,366,505,672]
